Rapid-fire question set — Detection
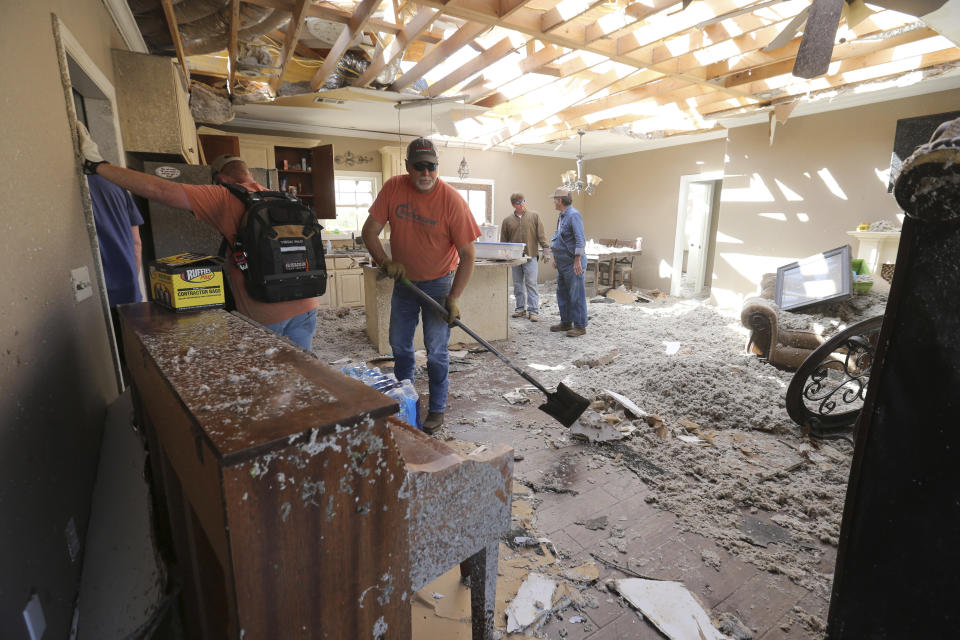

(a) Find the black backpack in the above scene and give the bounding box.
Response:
[221,184,327,303]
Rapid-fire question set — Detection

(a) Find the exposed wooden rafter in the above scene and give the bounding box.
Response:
[270,0,312,93]
[227,0,239,95]
[310,0,383,91]
[160,0,190,85]
[354,7,440,87]
[389,21,489,92]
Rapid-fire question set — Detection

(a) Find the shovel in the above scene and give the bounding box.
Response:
[397,277,590,427]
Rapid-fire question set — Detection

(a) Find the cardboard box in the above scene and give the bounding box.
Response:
[149,252,225,312]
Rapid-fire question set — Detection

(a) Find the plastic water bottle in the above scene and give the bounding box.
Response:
[399,379,421,429]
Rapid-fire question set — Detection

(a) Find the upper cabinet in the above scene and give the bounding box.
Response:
[275,145,336,219]
[112,50,200,164]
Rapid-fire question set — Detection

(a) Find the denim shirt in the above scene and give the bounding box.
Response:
[550,205,585,258]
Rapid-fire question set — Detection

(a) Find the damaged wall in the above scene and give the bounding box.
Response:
[0,2,127,636]
[712,88,960,309]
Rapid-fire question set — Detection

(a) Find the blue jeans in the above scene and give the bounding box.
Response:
[389,273,454,413]
[512,258,540,313]
[554,254,587,328]
[265,309,318,351]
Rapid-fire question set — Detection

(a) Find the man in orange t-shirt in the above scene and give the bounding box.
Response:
[77,127,319,350]
[362,137,480,434]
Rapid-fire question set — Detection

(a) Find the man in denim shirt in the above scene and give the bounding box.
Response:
[548,189,588,337]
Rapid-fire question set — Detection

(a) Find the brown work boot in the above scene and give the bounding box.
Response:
[512,309,527,318]
[422,411,444,434]
[550,322,573,332]
[566,327,587,337]
[528,313,539,322]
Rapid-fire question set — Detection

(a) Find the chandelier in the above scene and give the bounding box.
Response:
[559,129,602,195]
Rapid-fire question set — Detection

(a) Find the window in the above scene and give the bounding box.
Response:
[445,178,493,226]
[328,172,380,234]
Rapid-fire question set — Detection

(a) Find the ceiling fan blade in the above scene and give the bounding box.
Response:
[865,0,945,17]
[793,0,845,78]
[842,0,875,28]
[763,6,811,52]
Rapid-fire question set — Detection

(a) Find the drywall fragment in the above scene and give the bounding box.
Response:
[574,348,619,368]
[563,562,600,583]
[570,412,628,442]
[506,573,559,632]
[576,516,608,531]
[503,389,530,405]
[612,578,731,640]
[605,288,638,304]
[600,390,647,419]
[677,434,705,444]
[663,341,681,355]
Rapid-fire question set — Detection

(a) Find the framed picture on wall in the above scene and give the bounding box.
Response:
[775,245,853,312]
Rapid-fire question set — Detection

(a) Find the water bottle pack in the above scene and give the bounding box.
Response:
[341,364,422,429]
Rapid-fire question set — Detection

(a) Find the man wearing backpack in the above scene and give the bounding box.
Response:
[77,127,320,351]
[362,137,481,434]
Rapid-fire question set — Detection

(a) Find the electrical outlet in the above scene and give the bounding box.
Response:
[70,266,92,302]
[23,592,46,640]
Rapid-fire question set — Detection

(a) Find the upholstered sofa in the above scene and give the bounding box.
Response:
[741,274,825,370]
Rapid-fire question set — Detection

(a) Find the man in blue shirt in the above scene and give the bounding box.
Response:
[87,174,143,308]
[548,188,587,337]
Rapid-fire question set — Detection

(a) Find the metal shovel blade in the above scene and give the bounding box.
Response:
[539,382,591,428]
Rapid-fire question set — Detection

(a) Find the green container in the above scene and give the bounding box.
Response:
[851,258,873,294]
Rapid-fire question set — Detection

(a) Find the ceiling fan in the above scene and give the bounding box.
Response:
[763,0,951,79]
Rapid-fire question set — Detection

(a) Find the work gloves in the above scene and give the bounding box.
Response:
[444,296,461,327]
[76,122,107,175]
[380,259,406,281]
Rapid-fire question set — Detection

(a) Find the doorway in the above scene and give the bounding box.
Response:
[54,16,131,391]
[671,172,722,298]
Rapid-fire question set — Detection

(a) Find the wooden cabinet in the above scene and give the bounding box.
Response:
[112,50,200,163]
[275,145,336,219]
[319,255,366,310]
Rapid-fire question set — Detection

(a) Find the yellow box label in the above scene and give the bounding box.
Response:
[150,268,224,311]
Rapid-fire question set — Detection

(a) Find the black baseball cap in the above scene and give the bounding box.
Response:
[406,137,439,163]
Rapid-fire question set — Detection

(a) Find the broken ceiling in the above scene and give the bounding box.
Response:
[128,0,960,150]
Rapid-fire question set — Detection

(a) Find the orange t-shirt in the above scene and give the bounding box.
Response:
[181,182,319,326]
[368,176,481,281]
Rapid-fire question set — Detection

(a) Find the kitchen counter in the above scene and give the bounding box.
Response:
[363,259,525,354]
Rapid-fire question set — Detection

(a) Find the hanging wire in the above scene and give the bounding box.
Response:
[458,100,470,179]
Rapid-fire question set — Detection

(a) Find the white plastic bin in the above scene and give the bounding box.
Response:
[474,242,525,260]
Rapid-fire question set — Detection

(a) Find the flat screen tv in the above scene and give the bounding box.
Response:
[775,244,853,312]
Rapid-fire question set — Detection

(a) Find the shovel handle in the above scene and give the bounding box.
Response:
[397,277,551,396]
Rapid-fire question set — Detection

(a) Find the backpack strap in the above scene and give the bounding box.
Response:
[221,182,252,204]
[219,182,252,271]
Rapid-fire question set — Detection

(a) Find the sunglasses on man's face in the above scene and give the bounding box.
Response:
[411,161,439,172]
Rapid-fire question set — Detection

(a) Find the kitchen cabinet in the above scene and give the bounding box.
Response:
[112,50,199,164]
[275,145,336,219]
[319,255,366,310]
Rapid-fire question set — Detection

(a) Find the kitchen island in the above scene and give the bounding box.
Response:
[363,258,527,354]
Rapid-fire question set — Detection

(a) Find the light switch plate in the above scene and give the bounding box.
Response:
[71,266,93,302]
[23,592,46,640]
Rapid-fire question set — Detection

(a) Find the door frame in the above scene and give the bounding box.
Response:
[53,15,129,391]
[670,171,723,297]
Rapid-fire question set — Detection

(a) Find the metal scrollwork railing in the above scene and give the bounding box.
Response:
[786,316,884,439]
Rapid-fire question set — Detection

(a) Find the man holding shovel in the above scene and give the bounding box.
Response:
[362,137,481,434]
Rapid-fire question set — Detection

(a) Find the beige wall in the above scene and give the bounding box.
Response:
[0,3,127,635]
[712,88,960,308]
[586,139,728,292]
